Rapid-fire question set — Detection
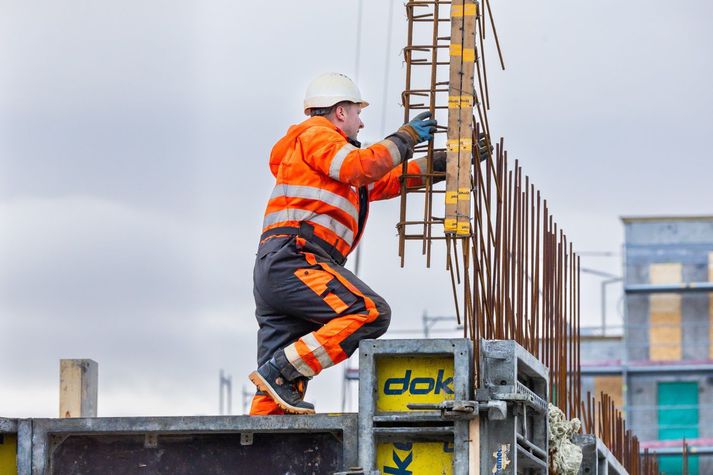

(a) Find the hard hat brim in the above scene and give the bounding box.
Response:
[303,100,369,116]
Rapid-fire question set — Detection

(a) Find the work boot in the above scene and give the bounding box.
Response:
[249,361,315,415]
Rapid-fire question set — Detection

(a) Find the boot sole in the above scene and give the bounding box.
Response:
[248,371,316,415]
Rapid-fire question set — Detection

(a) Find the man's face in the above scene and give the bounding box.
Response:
[337,103,364,140]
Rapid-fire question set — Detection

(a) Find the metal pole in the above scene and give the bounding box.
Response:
[227,375,232,415]
[354,0,363,82]
[219,369,232,415]
[219,369,224,415]
[601,277,623,336]
[242,385,252,415]
[380,0,395,137]
[341,364,349,412]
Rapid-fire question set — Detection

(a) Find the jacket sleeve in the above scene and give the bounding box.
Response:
[299,126,415,187]
[367,157,428,202]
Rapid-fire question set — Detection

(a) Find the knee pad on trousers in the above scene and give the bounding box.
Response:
[371,298,391,338]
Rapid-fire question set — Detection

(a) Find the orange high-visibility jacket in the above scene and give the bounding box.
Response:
[261,116,427,262]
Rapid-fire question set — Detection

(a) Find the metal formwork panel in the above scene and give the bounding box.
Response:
[479,340,549,474]
[22,414,357,475]
[573,434,629,475]
[0,419,17,434]
[358,338,473,475]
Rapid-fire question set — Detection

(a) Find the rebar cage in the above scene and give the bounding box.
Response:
[396,2,651,472]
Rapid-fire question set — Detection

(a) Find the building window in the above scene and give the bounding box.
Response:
[649,263,682,361]
[594,376,623,412]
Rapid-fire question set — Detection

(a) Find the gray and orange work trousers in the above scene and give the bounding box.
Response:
[249,233,391,415]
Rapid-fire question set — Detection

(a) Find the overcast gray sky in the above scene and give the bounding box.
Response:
[1,1,711,417]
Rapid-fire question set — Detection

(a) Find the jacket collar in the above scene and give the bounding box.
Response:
[303,116,361,148]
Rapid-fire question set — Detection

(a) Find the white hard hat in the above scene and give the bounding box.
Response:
[303,72,369,115]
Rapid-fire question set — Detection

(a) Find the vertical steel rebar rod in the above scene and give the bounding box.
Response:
[397,6,649,470]
[423,0,442,267]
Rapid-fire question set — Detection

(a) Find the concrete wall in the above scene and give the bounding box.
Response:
[624,219,713,361]
[628,372,713,474]
[580,336,623,364]
[621,219,713,472]
[628,373,713,441]
[624,220,713,246]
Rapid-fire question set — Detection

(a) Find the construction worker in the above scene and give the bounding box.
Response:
[248,72,439,414]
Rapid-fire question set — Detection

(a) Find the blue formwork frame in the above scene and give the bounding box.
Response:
[9,414,358,475]
[358,338,474,475]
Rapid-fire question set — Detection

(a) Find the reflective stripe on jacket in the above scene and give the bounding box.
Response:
[262,116,427,260]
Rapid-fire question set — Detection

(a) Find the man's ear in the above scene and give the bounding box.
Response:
[334,105,346,121]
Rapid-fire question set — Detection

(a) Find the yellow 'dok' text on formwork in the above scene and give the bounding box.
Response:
[376,356,455,412]
[649,263,682,361]
[377,441,454,475]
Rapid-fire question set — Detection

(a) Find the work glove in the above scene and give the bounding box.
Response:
[475,133,493,162]
[399,111,438,144]
[431,134,493,182]
[432,150,448,177]
[384,111,439,163]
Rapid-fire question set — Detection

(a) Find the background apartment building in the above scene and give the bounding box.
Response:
[581,216,713,474]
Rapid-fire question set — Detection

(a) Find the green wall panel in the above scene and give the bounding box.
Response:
[658,381,699,474]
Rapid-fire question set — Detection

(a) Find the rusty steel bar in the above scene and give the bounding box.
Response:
[483,0,505,70]
[399,1,417,266]
[683,438,689,475]
[396,4,655,471]
[578,390,663,474]
[423,0,443,267]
